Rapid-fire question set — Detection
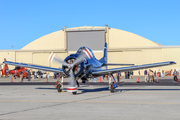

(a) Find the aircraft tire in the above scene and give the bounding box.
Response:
[57,84,62,92]
[72,91,77,95]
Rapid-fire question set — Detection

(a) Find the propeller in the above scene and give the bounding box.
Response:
[71,53,87,67]
[48,52,88,93]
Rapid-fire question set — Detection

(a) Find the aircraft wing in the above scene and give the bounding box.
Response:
[3,61,63,73]
[104,63,134,66]
[92,61,176,76]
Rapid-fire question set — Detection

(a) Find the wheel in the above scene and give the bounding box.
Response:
[110,83,115,93]
[57,84,62,92]
[72,91,77,95]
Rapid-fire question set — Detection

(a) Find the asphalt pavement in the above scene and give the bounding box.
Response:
[0,76,180,120]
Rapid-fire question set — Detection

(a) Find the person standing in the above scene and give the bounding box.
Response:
[0,69,1,78]
[34,71,36,78]
[125,72,127,79]
[149,70,154,82]
[117,73,119,82]
[20,70,23,81]
[170,69,172,76]
[130,71,133,79]
[32,71,35,80]
[28,70,31,81]
[144,69,148,82]
[54,72,57,79]
[173,69,178,83]
[154,70,156,77]
[128,71,131,79]
[46,72,49,79]
[37,70,40,79]
[117,72,121,82]
[127,71,129,79]
[162,70,164,77]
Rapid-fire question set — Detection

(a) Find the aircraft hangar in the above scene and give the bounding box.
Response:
[0,25,180,75]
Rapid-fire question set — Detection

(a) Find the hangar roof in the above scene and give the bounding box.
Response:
[21,26,162,50]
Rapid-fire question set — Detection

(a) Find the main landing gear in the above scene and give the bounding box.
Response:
[55,76,64,93]
[57,83,63,92]
[108,74,118,93]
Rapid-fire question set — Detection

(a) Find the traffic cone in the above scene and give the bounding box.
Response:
[156,73,159,83]
[137,74,140,83]
[11,74,13,83]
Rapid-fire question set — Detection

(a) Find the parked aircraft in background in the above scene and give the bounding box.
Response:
[9,66,28,79]
[3,43,176,94]
[1,59,28,79]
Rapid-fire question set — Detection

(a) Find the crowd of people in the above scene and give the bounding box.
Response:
[23,70,49,81]
[143,69,179,83]
[124,71,133,79]
[1,68,179,83]
[103,69,179,83]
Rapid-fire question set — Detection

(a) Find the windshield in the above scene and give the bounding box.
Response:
[76,47,85,54]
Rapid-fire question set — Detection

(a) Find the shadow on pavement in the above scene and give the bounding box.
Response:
[35,86,180,95]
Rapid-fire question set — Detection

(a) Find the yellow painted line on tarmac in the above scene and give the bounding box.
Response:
[77,101,180,105]
[1,100,180,105]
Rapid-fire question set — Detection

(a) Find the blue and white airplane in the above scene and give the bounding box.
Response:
[3,43,176,94]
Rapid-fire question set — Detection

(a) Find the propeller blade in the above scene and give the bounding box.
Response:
[72,53,88,67]
[48,53,70,67]
[69,69,76,87]
[67,69,78,93]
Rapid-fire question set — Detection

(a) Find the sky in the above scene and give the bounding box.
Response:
[0,0,180,50]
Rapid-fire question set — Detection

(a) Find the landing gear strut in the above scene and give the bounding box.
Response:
[108,74,118,93]
[55,75,64,93]
[110,82,115,93]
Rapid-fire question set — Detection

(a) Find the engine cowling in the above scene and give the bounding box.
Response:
[62,54,84,77]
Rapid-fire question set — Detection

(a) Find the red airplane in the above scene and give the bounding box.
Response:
[1,58,28,79]
[9,66,28,79]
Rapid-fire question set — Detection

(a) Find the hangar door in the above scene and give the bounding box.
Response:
[66,28,106,51]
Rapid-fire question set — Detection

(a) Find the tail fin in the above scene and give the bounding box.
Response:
[99,43,107,64]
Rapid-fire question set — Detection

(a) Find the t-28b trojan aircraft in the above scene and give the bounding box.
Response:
[3,43,176,94]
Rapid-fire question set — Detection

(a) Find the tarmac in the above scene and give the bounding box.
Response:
[0,76,180,120]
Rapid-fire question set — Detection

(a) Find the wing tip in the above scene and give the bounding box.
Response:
[170,61,176,64]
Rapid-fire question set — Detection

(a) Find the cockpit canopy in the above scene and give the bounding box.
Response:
[76,46,95,58]
[14,66,21,70]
